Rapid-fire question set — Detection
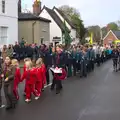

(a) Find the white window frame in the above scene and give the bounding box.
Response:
[0,26,8,46]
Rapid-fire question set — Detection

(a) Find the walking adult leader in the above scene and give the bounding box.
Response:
[2,57,16,110]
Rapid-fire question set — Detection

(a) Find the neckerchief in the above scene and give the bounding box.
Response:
[56,53,60,65]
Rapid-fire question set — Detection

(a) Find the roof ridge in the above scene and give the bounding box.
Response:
[44,7,70,32]
[53,7,76,29]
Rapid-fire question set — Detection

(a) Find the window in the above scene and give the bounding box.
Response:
[2,0,5,13]
[41,38,44,44]
[0,27,8,46]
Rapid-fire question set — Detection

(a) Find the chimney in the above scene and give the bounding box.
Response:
[33,0,41,16]
[18,0,21,13]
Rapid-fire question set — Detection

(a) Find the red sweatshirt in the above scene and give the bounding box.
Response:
[41,64,46,84]
[36,67,43,82]
[14,67,21,87]
[21,67,37,85]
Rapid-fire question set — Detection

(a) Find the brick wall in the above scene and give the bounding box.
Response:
[103,31,117,45]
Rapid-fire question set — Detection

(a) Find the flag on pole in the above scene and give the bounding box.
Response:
[89,32,93,45]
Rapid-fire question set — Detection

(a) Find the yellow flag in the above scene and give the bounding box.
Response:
[89,33,93,45]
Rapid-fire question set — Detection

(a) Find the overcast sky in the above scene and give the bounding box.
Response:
[22,0,120,27]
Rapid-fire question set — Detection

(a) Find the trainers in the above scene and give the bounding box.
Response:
[35,96,40,100]
[25,99,31,103]
[0,105,5,108]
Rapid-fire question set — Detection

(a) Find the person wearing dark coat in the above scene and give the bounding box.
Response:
[111,48,119,71]
[71,48,77,76]
[13,42,20,59]
[89,45,95,71]
[2,57,16,110]
[80,48,88,78]
[27,45,34,59]
[65,50,72,77]
[51,45,66,94]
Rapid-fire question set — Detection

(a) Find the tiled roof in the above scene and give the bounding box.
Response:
[18,13,51,22]
[41,6,70,33]
[112,30,120,39]
[53,7,76,29]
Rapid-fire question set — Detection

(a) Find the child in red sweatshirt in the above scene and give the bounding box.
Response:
[22,58,31,96]
[35,58,43,100]
[12,59,21,100]
[21,61,38,103]
[41,59,46,91]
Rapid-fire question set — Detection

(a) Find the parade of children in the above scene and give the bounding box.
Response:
[0,43,114,111]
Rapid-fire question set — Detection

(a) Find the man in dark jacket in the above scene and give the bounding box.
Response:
[111,48,119,72]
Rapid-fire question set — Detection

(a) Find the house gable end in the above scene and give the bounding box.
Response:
[40,9,61,31]
[40,7,70,32]
[103,30,118,45]
[103,30,118,41]
[53,7,76,29]
[39,8,62,42]
[53,7,71,30]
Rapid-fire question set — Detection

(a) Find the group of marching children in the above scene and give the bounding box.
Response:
[23,57,46,102]
[13,57,46,103]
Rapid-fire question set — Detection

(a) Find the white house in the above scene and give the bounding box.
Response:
[0,0,18,46]
[53,7,77,40]
[39,6,70,45]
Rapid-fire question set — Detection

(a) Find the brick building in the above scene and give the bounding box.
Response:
[103,30,120,46]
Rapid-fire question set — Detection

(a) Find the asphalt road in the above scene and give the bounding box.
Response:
[1,60,120,120]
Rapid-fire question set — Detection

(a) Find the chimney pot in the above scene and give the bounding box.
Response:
[33,0,41,16]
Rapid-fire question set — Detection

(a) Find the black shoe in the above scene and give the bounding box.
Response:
[41,89,44,92]
[12,104,16,109]
[56,91,60,94]
[84,74,87,77]
[50,87,54,91]
[23,93,26,96]
[6,105,12,110]
[60,86,63,90]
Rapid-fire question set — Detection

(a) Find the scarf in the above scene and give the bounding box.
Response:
[56,54,60,65]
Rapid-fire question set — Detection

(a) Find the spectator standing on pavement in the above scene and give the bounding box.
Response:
[2,45,7,60]
[12,59,21,100]
[0,56,4,108]
[6,44,13,59]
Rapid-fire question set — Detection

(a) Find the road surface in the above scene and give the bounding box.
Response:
[1,60,120,120]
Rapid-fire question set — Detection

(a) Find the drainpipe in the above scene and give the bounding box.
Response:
[32,21,36,43]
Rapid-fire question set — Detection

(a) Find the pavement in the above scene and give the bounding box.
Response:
[1,60,120,120]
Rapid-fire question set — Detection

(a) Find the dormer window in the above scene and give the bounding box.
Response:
[2,0,5,13]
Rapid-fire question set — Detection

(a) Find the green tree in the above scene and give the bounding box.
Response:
[101,27,107,38]
[107,22,119,31]
[59,5,86,42]
[87,25,101,43]
[59,5,80,18]
[63,21,72,48]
